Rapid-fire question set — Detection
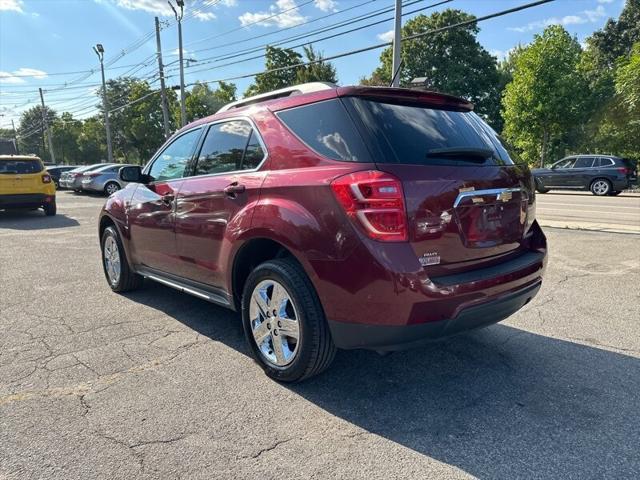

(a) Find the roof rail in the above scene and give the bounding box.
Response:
[217,82,337,113]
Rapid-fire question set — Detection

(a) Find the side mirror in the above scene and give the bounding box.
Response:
[119,165,146,183]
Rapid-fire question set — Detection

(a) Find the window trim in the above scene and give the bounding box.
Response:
[143,126,204,183]
[188,116,269,179]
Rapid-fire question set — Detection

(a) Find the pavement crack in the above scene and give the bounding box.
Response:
[248,437,295,459]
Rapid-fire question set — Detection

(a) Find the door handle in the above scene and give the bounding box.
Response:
[161,194,175,205]
[223,182,246,196]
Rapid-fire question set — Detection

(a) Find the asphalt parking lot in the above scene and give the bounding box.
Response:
[1,192,639,479]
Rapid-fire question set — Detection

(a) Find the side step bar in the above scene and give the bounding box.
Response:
[136,266,233,309]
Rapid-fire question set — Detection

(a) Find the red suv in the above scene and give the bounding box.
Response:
[99,83,547,382]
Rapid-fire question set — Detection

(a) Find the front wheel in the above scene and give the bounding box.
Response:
[241,258,336,382]
[101,226,143,292]
[591,179,611,196]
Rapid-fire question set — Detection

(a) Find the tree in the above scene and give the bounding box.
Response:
[295,45,337,84]
[588,0,640,69]
[213,81,237,104]
[51,112,82,164]
[244,46,303,96]
[17,106,57,161]
[362,9,503,128]
[502,25,587,167]
[186,82,227,121]
[77,116,106,163]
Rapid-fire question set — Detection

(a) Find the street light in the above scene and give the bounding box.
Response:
[168,0,187,127]
[93,43,114,163]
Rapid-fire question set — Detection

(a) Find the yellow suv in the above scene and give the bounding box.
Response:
[0,155,56,216]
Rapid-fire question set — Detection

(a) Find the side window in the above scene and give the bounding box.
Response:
[149,128,201,182]
[598,157,614,168]
[574,157,594,168]
[242,130,265,170]
[556,158,575,169]
[195,120,263,175]
[276,99,370,162]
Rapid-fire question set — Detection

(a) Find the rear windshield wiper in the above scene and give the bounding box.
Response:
[426,147,494,160]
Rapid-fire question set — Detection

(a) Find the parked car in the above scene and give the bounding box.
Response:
[532,155,637,196]
[60,163,115,191]
[0,155,56,215]
[99,83,547,382]
[46,165,78,188]
[81,163,133,195]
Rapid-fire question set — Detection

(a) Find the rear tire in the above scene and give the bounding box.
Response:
[101,226,143,292]
[241,258,336,382]
[590,178,611,196]
[535,179,549,193]
[43,201,57,216]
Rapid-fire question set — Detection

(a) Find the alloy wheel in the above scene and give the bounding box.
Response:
[249,279,300,367]
[106,183,120,195]
[592,180,610,195]
[103,235,121,285]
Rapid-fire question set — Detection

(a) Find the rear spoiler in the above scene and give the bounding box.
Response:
[336,86,474,112]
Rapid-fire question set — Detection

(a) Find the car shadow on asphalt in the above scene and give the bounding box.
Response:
[125,281,639,479]
[0,210,80,229]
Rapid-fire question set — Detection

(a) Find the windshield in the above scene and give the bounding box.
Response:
[0,159,43,174]
[344,98,515,167]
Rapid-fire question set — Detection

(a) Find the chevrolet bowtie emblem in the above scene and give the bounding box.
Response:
[497,191,512,202]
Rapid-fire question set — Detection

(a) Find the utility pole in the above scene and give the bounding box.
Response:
[38,88,56,164]
[11,119,19,154]
[155,17,171,139]
[391,0,402,87]
[169,0,187,127]
[93,43,114,163]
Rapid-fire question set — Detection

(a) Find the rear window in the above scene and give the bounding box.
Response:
[0,159,43,174]
[275,99,371,162]
[344,98,514,166]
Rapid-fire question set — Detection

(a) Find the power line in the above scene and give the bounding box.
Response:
[188,0,555,89]
[170,0,451,77]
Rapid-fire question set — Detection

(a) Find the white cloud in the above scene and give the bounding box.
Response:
[508,5,607,33]
[597,0,614,3]
[239,0,307,28]
[0,0,23,13]
[97,0,174,16]
[192,8,216,21]
[0,68,48,84]
[377,30,395,42]
[314,0,337,12]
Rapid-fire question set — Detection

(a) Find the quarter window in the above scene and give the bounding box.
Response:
[148,128,201,182]
[195,120,264,175]
[597,157,614,168]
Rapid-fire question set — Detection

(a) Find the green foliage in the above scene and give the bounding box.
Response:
[51,112,82,164]
[17,106,57,161]
[362,9,504,128]
[502,26,587,167]
[245,46,303,97]
[244,45,338,97]
[295,45,337,84]
[185,81,238,121]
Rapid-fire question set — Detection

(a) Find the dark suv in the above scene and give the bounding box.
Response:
[532,155,637,196]
[99,83,547,382]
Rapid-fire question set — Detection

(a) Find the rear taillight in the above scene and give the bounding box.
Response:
[85,172,100,177]
[617,167,631,175]
[42,174,52,184]
[330,170,408,242]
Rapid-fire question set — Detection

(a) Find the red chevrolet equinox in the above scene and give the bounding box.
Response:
[99,83,547,382]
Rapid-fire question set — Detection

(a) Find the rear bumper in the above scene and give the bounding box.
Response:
[0,193,54,208]
[81,180,102,191]
[315,221,547,350]
[330,281,541,350]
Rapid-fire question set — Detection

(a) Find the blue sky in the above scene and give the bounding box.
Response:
[0,0,625,128]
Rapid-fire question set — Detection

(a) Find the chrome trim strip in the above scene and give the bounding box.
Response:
[453,187,522,208]
[142,272,231,307]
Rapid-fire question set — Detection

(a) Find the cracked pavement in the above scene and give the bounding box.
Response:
[1,192,639,479]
